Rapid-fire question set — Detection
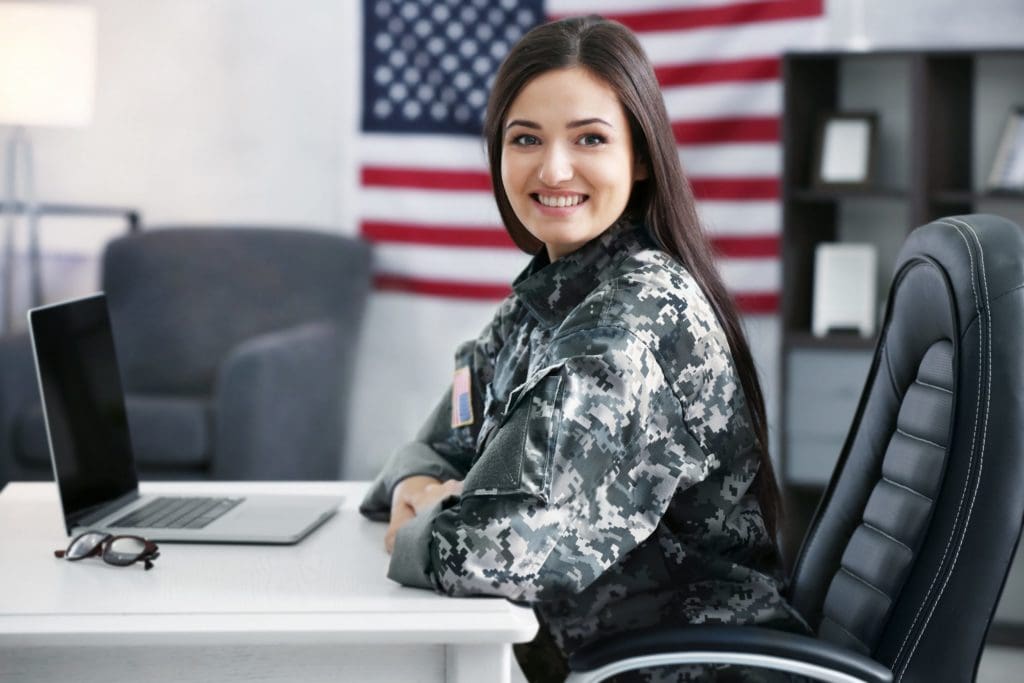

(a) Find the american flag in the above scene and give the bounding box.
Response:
[358,0,825,313]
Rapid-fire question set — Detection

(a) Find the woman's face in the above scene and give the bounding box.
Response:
[500,67,645,261]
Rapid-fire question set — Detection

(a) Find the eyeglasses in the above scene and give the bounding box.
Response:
[54,531,160,570]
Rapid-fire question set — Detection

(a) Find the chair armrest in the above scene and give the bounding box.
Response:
[565,624,892,683]
[213,320,343,480]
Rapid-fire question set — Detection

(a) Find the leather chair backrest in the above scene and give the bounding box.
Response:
[789,215,1024,682]
[102,227,371,395]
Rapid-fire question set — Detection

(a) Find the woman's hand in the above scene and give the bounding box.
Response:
[407,479,464,516]
[384,476,463,553]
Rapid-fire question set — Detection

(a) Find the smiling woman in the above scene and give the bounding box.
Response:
[500,67,646,261]
[360,15,805,683]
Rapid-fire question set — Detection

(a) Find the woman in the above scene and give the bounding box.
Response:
[360,15,806,682]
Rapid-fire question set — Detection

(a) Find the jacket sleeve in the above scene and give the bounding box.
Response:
[359,296,517,521]
[387,327,722,602]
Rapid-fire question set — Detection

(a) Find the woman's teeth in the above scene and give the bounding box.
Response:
[536,194,585,208]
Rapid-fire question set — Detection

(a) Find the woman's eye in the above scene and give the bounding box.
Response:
[509,133,540,146]
[578,133,606,146]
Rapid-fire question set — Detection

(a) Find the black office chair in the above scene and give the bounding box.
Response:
[566,214,1024,682]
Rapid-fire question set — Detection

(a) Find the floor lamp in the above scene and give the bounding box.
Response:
[0,2,96,334]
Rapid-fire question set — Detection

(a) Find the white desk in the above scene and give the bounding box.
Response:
[0,481,537,683]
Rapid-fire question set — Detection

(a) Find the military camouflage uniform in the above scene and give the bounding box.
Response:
[360,220,807,682]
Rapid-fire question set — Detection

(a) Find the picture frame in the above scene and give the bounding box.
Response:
[986,106,1024,193]
[812,112,878,189]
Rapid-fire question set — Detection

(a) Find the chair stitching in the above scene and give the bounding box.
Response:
[893,222,979,674]
[894,219,988,680]
[898,217,991,680]
[894,428,945,451]
[840,565,893,602]
[914,378,952,395]
[863,521,913,553]
[882,476,933,503]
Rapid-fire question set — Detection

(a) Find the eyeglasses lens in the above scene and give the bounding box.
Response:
[66,532,109,559]
[104,536,147,565]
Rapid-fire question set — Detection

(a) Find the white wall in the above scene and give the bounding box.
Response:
[6,0,1024,485]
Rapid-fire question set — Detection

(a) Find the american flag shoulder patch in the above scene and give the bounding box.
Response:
[451,365,474,428]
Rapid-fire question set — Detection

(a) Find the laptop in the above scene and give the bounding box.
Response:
[29,292,343,544]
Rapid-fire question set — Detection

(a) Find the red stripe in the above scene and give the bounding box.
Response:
[552,0,822,32]
[375,275,512,301]
[690,177,779,200]
[733,292,779,313]
[674,116,778,144]
[362,166,492,192]
[711,236,779,258]
[656,57,779,87]
[361,221,516,249]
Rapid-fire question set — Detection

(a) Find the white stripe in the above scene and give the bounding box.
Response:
[697,200,779,235]
[639,17,824,65]
[359,133,488,170]
[374,242,529,282]
[680,143,780,177]
[361,190,780,237]
[359,134,782,180]
[718,257,779,292]
[359,187,502,226]
[375,243,776,295]
[663,80,780,120]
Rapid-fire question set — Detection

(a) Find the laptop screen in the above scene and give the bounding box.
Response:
[29,294,138,530]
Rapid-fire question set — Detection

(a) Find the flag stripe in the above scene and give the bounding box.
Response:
[734,292,778,313]
[362,167,492,192]
[552,0,823,32]
[637,17,823,66]
[365,166,777,200]
[375,275,513,300]
[656,56,779,87]
[713,235,778,258]
[663,81,780,120]
[673,116,779,144]
[362,219,778,257]
[689,177,779,200]
[362,221,514,248]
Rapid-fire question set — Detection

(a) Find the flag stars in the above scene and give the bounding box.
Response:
[363,0,542,134]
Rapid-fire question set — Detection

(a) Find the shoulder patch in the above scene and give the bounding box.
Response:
[451,366,474,428]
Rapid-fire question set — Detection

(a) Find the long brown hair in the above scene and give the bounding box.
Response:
[483,16,782,536]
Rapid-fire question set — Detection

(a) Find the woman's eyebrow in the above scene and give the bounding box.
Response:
[505,119,540,130]
[505,117,614,130]
[567,117,613,129]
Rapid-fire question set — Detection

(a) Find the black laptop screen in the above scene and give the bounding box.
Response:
[30,294,137,529]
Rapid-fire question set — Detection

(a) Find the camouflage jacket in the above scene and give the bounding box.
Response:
[360,220,805,671]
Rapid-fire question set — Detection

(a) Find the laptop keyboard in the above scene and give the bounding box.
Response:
[111,497,245,530]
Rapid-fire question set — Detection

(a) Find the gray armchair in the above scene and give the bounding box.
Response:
[0,226,371,487]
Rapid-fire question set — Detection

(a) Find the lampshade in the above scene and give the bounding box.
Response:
[0,2,97,128]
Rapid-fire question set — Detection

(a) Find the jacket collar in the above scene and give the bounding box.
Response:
[512,219,654,327]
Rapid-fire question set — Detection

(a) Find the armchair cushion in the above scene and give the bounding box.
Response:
[213,320,343,480]
[14,395,212,471]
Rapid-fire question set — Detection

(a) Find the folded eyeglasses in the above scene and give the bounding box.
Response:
[54,531,160,570]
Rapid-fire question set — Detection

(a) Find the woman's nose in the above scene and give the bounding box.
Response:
[538,145,573,186]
